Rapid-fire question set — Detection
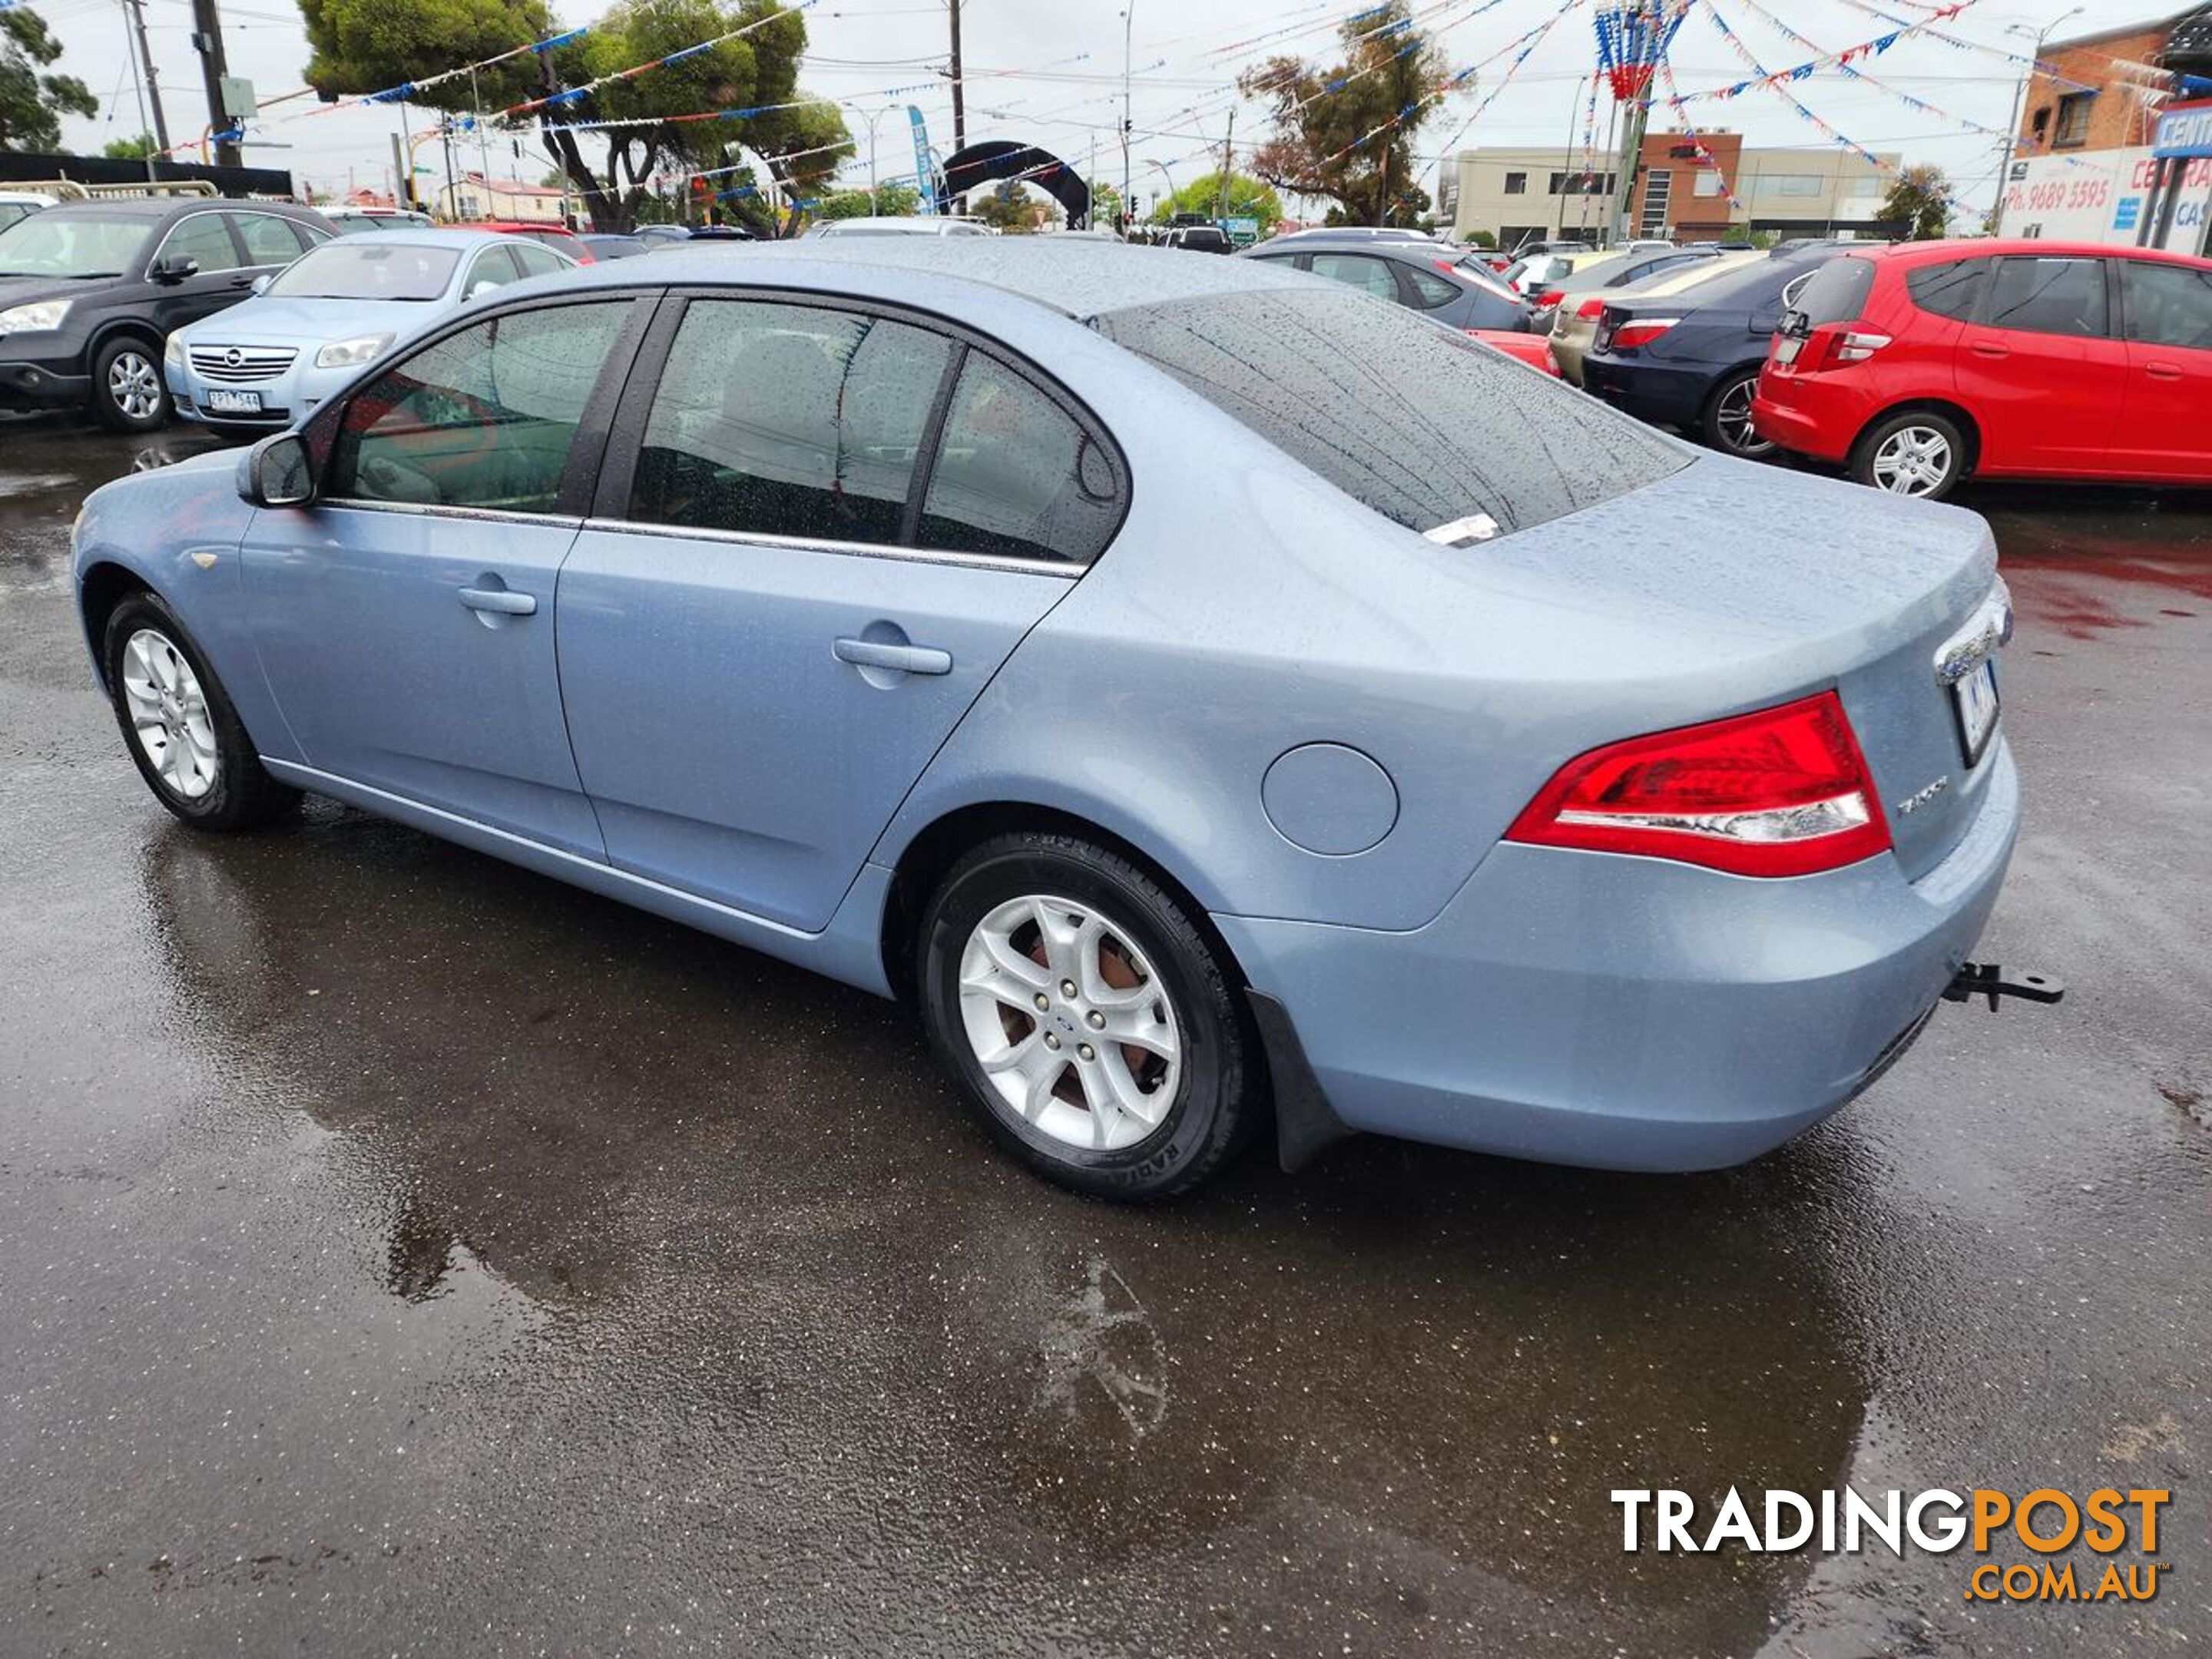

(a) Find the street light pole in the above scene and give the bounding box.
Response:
[1121,5,1134,234]
[1997,7,2084,226]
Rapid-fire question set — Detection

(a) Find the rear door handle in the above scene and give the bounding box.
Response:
[2146,362,2185,381]
[833,636,952,676]
[458,586,536,616]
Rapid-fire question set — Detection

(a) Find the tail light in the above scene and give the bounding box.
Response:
[1608,316,1681,350]
[1795,326,1892,372]
[1575,296,1607,320]
[1503,691,1891,877]
[1535,288,1565,309]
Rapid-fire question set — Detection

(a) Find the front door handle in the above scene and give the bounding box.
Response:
[833,636,952,676]
[1969,342,2009,359]
[458,585,536,617]
[2145,362,2185,381]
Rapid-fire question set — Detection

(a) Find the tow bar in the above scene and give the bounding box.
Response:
[1944,962,2066,1012]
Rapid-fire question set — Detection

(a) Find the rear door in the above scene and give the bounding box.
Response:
[555,295,1114,932]
[1953,253,2127,475]
[2111,256,2212,482]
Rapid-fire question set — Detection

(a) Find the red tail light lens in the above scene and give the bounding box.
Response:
[1610,316,1681,349]
[1535,288,1565,309]
[1504,692,1892,877]
[1575,296,1607,319]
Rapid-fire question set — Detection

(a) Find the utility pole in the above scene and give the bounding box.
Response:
[947,0,965,154]
[188,0,241,167]
[1374,131,1389,227]
[121,0,171,157]
[389,134,409,214]
[1215,106,1233,220]
[1121,5,1134,235]
[1996,8,2084,229]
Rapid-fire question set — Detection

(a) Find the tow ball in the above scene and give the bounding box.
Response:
[1944,962,2066,1012]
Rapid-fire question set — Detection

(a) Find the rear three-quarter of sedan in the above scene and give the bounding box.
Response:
[71,241,2025,1199]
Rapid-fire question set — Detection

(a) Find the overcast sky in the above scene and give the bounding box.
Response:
[35,0,2159,214]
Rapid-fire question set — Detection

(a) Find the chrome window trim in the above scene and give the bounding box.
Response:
[580,514,1081,579]
[321,498,584,530]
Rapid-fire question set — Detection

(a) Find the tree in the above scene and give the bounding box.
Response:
[971,179,1035,233]
[813,181,919,220]
[1240,0,1450,227]
[1145,170,1284,233]
[1086,177,1122,230]
[0,8,98,152]
[104,132,158,161]
[297,0,850,233]
[1882,164,1951,241]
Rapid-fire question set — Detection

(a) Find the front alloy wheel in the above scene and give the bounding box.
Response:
[119,627,220,800]
[92,337,171,432]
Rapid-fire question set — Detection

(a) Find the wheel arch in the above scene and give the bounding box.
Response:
[876,799,1246,1006]
[1853,399,1982,475]
[77,560,157,690]
[85,316,167,365]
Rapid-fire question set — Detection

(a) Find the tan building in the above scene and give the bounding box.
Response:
[434,171,569,225]
[1445,134,1895,247]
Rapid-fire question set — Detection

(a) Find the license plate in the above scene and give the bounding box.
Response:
[1773,336,1800,366]
[205,389,263,414]
[1952,657,2000,764]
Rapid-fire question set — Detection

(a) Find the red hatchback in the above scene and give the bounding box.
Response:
[1753,239,2212,499]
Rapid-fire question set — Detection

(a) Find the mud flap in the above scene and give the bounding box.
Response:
[1247,988,1355,1174]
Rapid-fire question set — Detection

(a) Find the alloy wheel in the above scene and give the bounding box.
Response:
[1869,425,1953,497]
[108,350,163,422]
[1714,377,1773,457]
[120,628,220,799]
[955,894,1182,1151]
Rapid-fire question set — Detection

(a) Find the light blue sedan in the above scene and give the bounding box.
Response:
[162,227,576,437]
[74,241,2030,1199]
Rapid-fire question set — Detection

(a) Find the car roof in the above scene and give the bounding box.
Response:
[306,226,519,250]
[1853,237,2212,270]
[537,235,1320,320]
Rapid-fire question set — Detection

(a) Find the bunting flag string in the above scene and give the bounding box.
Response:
[497,2,816,121]
[1419,0,1581,181]
[1654,55,1741,211]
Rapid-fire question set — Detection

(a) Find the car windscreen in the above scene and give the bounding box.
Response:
[267,240,459,300]
[1093,286,1688,538]
[0,212,154,279]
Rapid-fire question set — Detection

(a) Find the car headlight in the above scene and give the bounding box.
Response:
[314,333,394,369]
[164,333,186,369]
[0,299,71,334]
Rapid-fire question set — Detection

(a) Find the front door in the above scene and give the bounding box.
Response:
[141,210,259,336]
[2112,256,2212,482]
[557,296,1121,932]
[240,296,646,858]
[1953,253,2127,475]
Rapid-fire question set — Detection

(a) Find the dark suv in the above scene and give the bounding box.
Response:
[0,197,333,430]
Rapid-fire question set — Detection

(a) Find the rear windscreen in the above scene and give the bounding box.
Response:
[1790,255,1876,327]
[1093,286,1687,538]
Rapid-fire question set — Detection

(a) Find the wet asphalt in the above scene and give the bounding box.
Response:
[0,416,2206,1659]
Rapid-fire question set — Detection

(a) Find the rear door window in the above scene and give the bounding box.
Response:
[1306,252,1399,303]
[2119,260,2212,350]
[1403,264,1460,308]
[233,211,314,264]
[916,353,1121,565]
[1094,286,1686,538]
[628,299,952,547]
[1985,256,2108,337]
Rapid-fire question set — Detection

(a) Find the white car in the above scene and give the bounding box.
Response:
[811,216,992,238]
[164,227,573,435]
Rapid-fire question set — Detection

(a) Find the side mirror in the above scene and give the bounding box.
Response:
[249,272,273,296]
[238,432,314,508]
[151,253,200,284]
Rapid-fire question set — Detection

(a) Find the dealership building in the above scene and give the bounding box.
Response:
[1440,132,1896,247]
[1995,7,2212,252]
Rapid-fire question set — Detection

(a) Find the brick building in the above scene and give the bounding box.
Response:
[2015,10,2203,156]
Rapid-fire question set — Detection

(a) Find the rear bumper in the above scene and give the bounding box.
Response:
[1549,328,1591,386]
[1581,355,1710,429]
[1750,371,1876,464]
[1217,740,2019,1173]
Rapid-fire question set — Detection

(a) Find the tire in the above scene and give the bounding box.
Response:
[1700,369,1775,459]
[1848,410,1967,502]
[90,334,171,432]
[916,831,1260,1200]
[102,591,300,830]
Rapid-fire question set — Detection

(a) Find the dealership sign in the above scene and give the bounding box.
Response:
[2155,100,2212,159]
[1998,146,2209,249]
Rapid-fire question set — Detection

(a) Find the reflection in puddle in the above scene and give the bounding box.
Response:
[1975,487,2212,640]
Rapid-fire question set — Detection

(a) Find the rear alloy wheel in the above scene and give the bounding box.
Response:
[91,336,171,432]
[1851,411,1966,502]
[1702,370,1774,459]
[917,833,1259,1200]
